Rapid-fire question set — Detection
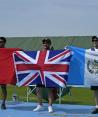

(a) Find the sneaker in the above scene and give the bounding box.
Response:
[33,105,44,112]
[92,108,98,114]
[48,106,53,113]
[1,103,6,110]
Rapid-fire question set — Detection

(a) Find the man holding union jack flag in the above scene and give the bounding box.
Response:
[13,38,72,112]
[33,38,57,113]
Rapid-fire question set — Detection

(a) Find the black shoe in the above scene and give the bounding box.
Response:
[92,108,98,114]
[1,103,6,110]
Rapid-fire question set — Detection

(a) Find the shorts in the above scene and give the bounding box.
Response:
[36,84,45,87]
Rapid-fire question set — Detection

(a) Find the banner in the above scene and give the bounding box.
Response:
[67,46,98,87]
[0,48,21,85]
[13,49,72,87]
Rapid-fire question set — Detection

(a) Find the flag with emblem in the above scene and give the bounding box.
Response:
[67,46,98,87]
[13,49,72,88]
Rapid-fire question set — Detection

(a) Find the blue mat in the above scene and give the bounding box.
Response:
[0,101,98,117]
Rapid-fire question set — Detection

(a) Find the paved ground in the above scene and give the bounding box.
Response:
[0,101,98,117]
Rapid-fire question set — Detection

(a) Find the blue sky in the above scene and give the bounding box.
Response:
[0,0,98,37]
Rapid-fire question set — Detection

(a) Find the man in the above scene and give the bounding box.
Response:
[91,36,98,114]
[33,38,57,113]
[0,37,7,109]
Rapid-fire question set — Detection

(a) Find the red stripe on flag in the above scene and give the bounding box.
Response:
[16,64,69,72]
[52,74,66,84]
[15,51,30,62]
[48,50,71,62]
[22,73,39,86]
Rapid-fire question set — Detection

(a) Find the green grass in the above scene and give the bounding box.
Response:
[60,87,94,105]
[0,85,95,106]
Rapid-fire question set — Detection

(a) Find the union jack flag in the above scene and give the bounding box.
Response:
[13,49,72,88]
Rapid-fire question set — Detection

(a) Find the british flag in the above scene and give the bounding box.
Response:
[13,49,72,88]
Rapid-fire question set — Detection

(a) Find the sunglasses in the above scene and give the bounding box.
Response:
[92,40,98,42]
[0,41,4,43]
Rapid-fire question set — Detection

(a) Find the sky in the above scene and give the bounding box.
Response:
[0,0,98,37]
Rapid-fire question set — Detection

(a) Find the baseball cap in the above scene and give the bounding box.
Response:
[42,38,51,45]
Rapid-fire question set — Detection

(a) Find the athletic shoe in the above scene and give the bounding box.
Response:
[1,103,6,110]
[33,105,44,112]
[48,106,53,113]
[92,108,98,114]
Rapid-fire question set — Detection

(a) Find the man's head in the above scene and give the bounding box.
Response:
[92,36,98,49]
[92,36,98,41]
[0,37,6,48]
[42,38,51,50]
